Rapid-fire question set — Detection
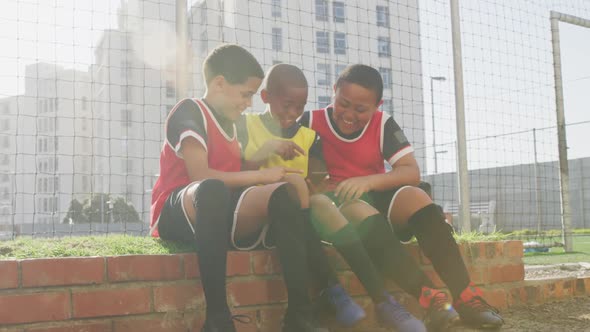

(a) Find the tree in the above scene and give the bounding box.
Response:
[62,198,87,224]
[63,194,141,224]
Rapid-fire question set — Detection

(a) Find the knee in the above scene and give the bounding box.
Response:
[193,179,230,209]
[310,194,335,209]
[269,183,300,212]
[389,187,433,224]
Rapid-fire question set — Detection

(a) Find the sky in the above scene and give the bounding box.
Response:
[0,0,589,170]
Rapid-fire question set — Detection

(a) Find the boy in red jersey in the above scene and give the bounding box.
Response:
[299,64,504,331]
[237,63,426,332]
[150,44,328,332]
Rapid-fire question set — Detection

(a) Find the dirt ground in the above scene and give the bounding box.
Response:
[449,263,590,331]
[450,295,590,332]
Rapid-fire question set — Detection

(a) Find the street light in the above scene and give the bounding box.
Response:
[430,76,446,174]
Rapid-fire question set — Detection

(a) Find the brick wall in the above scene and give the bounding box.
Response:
[0,241,588,332]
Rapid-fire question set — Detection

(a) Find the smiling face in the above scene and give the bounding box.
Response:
[331,81,380,135]
[214,76,263,121]
[262,86,308,129]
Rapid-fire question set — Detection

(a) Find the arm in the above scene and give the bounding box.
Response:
[181,137,299,188]
[335,116,419,201]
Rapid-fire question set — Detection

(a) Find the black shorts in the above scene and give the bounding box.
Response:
[157,184,271,250]
[321,185,417,242]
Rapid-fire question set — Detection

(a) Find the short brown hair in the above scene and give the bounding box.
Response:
[202,44,264,85]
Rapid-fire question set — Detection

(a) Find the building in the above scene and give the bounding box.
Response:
[189,0,426,168]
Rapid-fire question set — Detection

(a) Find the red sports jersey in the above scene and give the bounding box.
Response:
[308,107,413,185]
[150,98,241,236]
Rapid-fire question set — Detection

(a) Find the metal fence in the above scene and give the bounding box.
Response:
[0,0,589,250]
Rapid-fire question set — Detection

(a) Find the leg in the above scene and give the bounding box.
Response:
[239,182,318,331]
[179,179,235,331]
[388,187,503,328]
[312,195,425,331]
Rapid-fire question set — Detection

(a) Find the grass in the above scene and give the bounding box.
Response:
[0,235,196,259]
[1,232,589,265]
[522,235,590,265]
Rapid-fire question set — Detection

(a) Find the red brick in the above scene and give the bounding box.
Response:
[0,292,70,324]
[227,251,251,276]
[405,244,423,265]
[324,247,349,271]
[183,253,200,279]
[259,307,285,332]
[252,251,282,275]
[114,315,190,332]
[481,288,508,309]
[72,287,151,318]
[0,260,18,289]
[21,257,104,288]
[154,283,204,312]
[488,264,525,283]
[575,276,590,295]
[467,265,486,285]
[347,273,367,296]
[232,309,258,332]
[228,279,287,306]
[503,240,524,259]
[459,242,471,264]
[107,255,183,282]
[26,322,112,332]
[423,267,445,288]
[482,241,501,260]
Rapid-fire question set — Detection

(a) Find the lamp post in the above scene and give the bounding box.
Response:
[430,76,446,173]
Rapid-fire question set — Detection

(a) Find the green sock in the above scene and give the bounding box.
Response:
[327,223,387,303]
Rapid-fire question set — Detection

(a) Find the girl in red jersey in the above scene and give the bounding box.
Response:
[150,45,327,332]
[299,64,504,331]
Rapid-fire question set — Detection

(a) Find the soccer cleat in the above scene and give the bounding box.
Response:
[376,294,427,332]
[419,287,460,332]
[316,284,366,327]
[201,312,251,332]
[454,283,504,328]
[282,307,330,332]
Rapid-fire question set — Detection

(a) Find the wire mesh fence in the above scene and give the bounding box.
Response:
[0,0,589,248]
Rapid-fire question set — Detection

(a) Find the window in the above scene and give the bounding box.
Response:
[121,60,131,78]
[317,96,331,107]
[381,98,393,115]
[121,85,128,103]
[121,109,132,128]
[379,67,392,88]
[315,0,328,21]
[165,81,175,98]
[333,2,345,22]
[316,31,329,53]
[378,36,391,57]
[317,63,331,86]
[272,28,282,51]
[334,32,346,55]
[271,0,281,17]
[334,64,346,80]
[376,6,390,27]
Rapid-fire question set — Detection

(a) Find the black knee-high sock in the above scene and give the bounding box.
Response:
[409,204,470,299]
[328,223,387,303]
[300,208,340,289]
[268,186,310,310]
[193,179,232,316]
[356,214,433,299]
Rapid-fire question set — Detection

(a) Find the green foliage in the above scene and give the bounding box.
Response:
[62,194,140,224]
[62,198,87,224]
[0,235,197,259]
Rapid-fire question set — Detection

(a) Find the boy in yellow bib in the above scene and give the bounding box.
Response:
[236,64,425,331]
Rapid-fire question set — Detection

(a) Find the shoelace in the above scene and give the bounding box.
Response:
[431,292,451,310]
[463,296,499,313]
